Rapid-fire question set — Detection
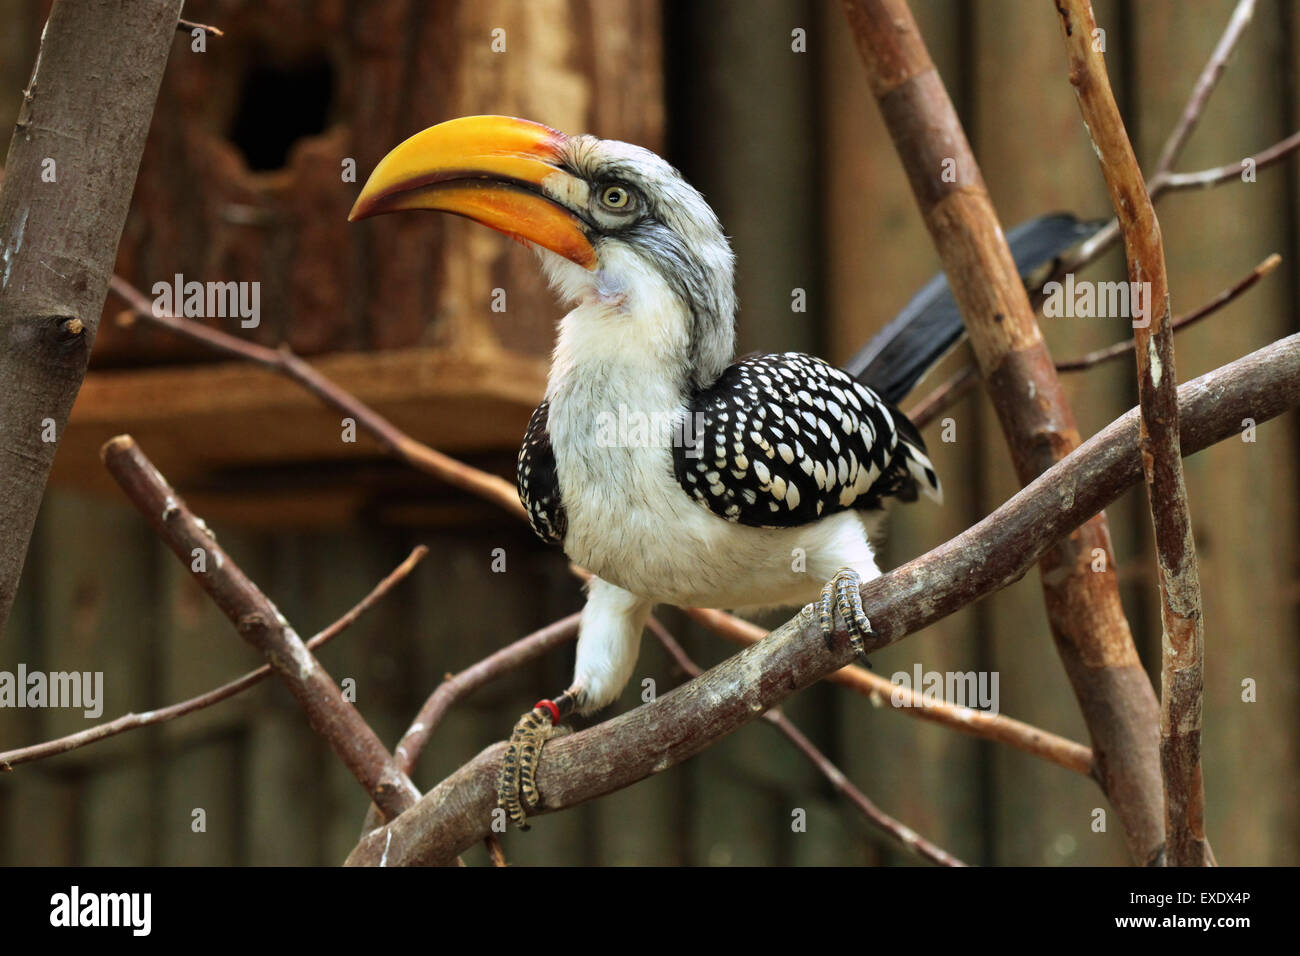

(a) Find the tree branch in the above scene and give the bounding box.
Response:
[344,333,1300,866]
[101,435,420,822]
[1056,0,1208,868]
[0,0,184,633]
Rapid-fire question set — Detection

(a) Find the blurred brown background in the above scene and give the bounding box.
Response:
[0,0,1296,865]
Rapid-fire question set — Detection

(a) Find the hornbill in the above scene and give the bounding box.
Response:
[350,115,1100,827]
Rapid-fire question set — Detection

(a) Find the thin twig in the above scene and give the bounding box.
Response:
[683,606,1094,777]
[393,614,581,775]
[358,613,581,833]
[647,618,968,866]
[1152,0,1257,178]
[101,435,421,822]
[1154,131,1300,193]
[1056,0,1208,868]
[0,546,428,771]
[176,17,224,36]
[1055,254,1280,371]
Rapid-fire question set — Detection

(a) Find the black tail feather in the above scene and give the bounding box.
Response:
[842,212,1105,405]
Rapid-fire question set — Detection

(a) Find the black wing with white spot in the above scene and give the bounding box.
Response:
[672,352,941,529]
[517,401,567,545]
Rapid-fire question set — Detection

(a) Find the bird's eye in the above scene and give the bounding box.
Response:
[600,184,632,210]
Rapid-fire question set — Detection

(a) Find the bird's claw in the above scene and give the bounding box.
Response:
[497,706,554,829]
[802,568,876,668]
[496,694,575,829]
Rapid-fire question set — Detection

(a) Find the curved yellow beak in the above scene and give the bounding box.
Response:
[349,115,596,269]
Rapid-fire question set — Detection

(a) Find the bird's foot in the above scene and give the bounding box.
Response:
[496,690,577,829]
[802,568,876,669]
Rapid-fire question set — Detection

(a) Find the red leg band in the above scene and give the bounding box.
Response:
[535,699,561,725]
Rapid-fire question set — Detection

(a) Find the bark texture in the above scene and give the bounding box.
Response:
[0,0,183,633]
[1055,0,1207,867]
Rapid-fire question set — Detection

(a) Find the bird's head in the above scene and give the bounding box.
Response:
[350,115,736,390]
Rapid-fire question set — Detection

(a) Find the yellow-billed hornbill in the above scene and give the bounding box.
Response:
[350,115,1099,827]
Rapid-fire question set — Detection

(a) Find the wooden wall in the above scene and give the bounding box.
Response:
[2,0,1298,865]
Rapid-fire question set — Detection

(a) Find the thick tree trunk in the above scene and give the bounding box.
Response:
[0,0,183,633]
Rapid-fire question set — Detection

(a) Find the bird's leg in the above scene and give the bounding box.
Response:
[803,567,876,668]
[497,687,580,829]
